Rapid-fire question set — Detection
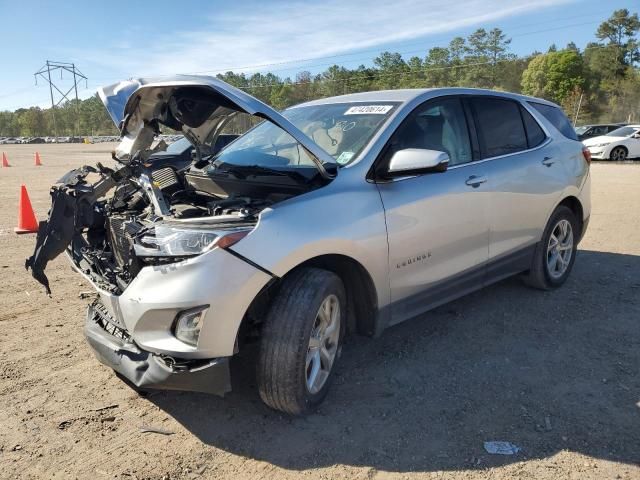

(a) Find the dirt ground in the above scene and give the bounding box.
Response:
[0,143,638,480]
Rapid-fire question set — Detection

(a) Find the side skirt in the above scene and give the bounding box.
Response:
[382,244,537,329]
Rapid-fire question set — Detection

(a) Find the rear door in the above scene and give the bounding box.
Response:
[375,96,489,325]
[471,97,565,277]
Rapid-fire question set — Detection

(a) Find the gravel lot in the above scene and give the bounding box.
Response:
[0,144,638,480]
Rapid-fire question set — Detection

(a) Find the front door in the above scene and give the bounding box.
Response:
[375,97,489,326]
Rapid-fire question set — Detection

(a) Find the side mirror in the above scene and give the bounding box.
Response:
[632,133,640,139]
[388,148,449,176]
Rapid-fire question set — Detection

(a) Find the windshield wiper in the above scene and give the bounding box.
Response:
[214,164,310,183]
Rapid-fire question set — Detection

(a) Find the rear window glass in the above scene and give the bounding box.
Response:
[520,106,546,148]
[472,98,528,158]
[528,102,578,140]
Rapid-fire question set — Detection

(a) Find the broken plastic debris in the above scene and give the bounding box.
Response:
[483,441,521,455]
[139,425,174,435]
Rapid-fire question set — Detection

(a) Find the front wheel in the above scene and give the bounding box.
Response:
[257,268,345,415]
[610,146,627,161]
[524,206,578,290]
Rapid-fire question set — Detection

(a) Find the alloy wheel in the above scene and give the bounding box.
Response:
[305,294,341,394]
[611,147,627,161]
[547,219,574,279]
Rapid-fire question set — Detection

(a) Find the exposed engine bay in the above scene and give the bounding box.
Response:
[25,155,319,295]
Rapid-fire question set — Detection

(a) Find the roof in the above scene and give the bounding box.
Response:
[297,89,435,106]
[579,123,627,127]
[294,87,559,109]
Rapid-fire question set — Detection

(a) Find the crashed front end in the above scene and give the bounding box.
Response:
[24,76,333,395]
[25,157,275,395]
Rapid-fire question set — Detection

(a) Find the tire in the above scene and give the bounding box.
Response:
[257,267,346,415]
[524,206,579,290]
[610,146,627,161]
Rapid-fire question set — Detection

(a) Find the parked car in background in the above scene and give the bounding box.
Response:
[583,124,640,160]
[575,123,626,141]
[27,78,591,415]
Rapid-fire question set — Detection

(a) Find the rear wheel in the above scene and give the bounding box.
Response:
[524,206,578,290]
[257,268,345,415]
[610,146,627,161]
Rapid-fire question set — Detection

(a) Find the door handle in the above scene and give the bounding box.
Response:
[542,156,555,167]
[465,175,487,188]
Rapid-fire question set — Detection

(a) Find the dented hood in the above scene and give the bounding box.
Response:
[97,75,336,178]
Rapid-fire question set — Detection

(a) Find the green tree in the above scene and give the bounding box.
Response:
[448,36,466,85]
[373,52,409,89]
[521,49,586,105]
[596,8,640,65]
[423,47,451,87]
[0,111,19,136]
[461,28,513,88]
[17,107,48,136]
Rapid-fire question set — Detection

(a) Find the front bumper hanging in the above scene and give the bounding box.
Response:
[85,301,231,396]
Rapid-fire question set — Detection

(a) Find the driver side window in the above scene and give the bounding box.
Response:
[389,97,472,167]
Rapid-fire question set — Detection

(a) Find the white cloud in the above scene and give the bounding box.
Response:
[71,0,574,81]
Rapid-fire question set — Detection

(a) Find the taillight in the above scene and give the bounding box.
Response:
[582,147,591,165]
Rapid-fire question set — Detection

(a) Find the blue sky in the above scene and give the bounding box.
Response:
[0,0,637,110]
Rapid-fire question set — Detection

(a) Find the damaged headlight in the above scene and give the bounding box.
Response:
[133,224,250,258]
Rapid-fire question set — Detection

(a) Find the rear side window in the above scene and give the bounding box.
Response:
[528,102,578,140]
[472,97,528,158]
[520,106,546,148]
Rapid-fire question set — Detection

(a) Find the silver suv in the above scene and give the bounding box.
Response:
[27,76,591,415]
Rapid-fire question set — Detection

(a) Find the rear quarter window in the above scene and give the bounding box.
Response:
[520,106,547,148]
[528,102,578,141]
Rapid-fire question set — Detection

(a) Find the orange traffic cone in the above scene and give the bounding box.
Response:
[35,151,42,166]
[2,152,9,167]
[14,185,39,234]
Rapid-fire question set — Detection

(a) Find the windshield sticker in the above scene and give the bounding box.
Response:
[336,151,355,164]
[344,105,393,115]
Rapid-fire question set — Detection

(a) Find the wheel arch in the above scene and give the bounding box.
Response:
[555,195,584,238]
[239,254,379,344]
[612,144,628,154]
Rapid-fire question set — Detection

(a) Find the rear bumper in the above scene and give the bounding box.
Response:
[85,302,231,395]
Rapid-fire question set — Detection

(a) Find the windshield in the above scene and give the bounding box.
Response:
[574,126,589,134]
[606,126,639,137]
[165,136,191,154]
[212,102,398,169]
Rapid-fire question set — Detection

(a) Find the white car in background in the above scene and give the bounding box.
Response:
[582,125,640,161]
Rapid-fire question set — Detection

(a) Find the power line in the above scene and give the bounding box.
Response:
[87,9,611,82]
[1,9,630,111]
[232,43,624,91]
[2,41,622,111]
[57,9,617,85]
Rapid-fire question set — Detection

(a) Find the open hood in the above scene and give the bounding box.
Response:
[97,75,337,178]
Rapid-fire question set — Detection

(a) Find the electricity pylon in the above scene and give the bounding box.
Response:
[34,61,88,138]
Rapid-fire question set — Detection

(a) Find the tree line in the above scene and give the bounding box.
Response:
[1,8,638,137]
